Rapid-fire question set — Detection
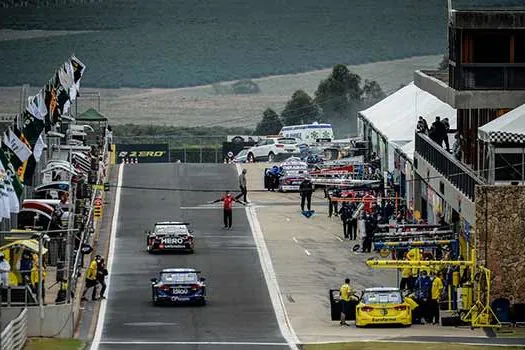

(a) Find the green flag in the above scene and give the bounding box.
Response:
[0,148,23,200]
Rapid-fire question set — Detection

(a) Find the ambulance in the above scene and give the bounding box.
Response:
[279,122,334,145]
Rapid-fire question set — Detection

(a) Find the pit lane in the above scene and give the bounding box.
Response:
[92,163,288,350]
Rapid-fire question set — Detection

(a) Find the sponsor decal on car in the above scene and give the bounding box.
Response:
[161,237,185,245]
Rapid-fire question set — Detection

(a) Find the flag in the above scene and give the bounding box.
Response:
[0,181,10,219]
[26,90,48,121]
[0,148,23,202]
[20,110,45,146]
[34,132,46,162]
[3,128,31,167]
[58,61,75,90]
[70,55,86,99]
[0,159,19,214]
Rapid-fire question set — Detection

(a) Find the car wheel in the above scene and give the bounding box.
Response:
[247,153,255,163]
[268,152,275,162]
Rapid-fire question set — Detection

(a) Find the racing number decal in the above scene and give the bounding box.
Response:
[172,288,188,294]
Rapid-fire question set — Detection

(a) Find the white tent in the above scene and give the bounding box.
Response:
[359,82,457,148]
[478,103,525,144]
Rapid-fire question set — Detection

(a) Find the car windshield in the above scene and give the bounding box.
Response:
[278,138,297,144]
[161,272,198,283]
[236,150,247,157]
[155,224,188,235]
[362,291,402,304]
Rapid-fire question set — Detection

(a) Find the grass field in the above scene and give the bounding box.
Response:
[302,342,525,350]
[24,338,85,350]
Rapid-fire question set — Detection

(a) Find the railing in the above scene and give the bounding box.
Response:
[415,132,485,200]
[1,308,28,350]
[70,134,109,298]
[451,63,525,90]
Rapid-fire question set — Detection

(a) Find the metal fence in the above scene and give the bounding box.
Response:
[0,308,27,350]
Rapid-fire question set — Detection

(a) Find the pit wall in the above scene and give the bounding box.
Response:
[475,185,525,303]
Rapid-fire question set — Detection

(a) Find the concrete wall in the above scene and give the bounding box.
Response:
[475,185,525,303]
[1,304,75,338]
[414,70,525,109]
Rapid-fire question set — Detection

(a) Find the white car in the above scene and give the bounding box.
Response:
[246,137,299,162]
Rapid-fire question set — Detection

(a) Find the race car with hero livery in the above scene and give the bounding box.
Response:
[151,268,207,306]
[146,221,195,254]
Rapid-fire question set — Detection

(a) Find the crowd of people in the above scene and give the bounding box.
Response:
[417,116,462,161]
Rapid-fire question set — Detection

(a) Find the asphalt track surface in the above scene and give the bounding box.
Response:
[95,163,288,350]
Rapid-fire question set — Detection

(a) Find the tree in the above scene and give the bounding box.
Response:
[254,108,282,135]
[314,64,362,116]
[362,79,386,102]
[280,90,319,126]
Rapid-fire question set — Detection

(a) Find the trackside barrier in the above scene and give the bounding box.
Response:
[1,308,28,350]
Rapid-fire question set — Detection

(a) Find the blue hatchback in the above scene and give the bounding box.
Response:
[151,268,207,306]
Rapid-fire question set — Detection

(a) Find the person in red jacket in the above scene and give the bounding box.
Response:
[211,191,245,229]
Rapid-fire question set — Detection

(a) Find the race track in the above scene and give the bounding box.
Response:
[93,163,288,350]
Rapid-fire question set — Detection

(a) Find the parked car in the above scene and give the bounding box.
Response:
[232,149,249,163]
[246,137,299,162]
[355,287,413,327]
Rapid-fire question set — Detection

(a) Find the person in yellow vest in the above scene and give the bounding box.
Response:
[31,255,47,304]
[400,266,413,292]
[339,278,355,326]
[429,271,444,325]
[81,256,99,301]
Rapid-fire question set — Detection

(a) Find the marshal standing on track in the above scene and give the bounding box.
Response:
[211,190,246,229]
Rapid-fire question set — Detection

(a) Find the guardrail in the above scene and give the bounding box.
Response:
[415,132,485,200]
[1,308,28,350]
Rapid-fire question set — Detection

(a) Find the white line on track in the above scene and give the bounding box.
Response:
[91,162,124,350]
[236,164,299,350]
[304,249,311,256]
[100,341,289,346]
[292,237,298,243]
[336,236,343,242]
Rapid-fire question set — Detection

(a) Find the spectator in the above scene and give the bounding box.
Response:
[414,270,432,323]
[362,213,377,253]
[211,190,246,229]
[81,256,99,301]
[0,253,10,287]
[327,187,339,218]
[429,116,447,147]
[235,169,248,203]
[96,257,108,299]
[452,132,462,160]
[357,211,367,251]
[441,118,451,152]
[416,116,429,134]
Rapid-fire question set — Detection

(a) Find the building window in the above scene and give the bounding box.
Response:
[495,153,524,181]
[515,32,525,63]
[471,31,510,63]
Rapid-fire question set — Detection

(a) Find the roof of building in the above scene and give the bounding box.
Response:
[478,103,525,144]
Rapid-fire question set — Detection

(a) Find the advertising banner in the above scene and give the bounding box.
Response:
[115,143,169,163]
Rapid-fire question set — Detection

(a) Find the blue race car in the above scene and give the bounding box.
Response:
[150,268,207,306]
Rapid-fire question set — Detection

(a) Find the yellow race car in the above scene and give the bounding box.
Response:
[355,287,414,327]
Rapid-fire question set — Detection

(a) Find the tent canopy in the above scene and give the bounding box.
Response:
[0,239,48,254]
[478,103,525,144]
[76,108,108,122]
[359,82,457,147]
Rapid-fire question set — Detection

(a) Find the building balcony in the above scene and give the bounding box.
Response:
[414,133,485,224]
[414,69,525,109]
[415,132,485,200]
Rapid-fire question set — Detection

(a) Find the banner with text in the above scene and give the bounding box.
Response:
[116,144,169,163]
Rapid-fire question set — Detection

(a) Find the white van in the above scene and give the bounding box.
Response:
[279,122,334,144]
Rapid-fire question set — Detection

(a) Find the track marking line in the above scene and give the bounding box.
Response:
[100,341,289,346]
[236,164,299,349]
[91,162,124,350]
[336,237,343,242]
[304,249,311,256]
[292,237,298,243]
